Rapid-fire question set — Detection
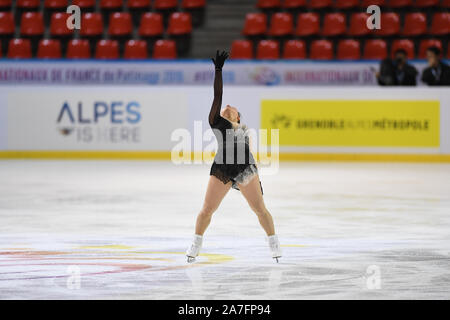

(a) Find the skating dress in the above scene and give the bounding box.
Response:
[208,69,262,193]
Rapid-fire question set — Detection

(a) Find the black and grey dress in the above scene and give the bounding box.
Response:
[208,68,262,194]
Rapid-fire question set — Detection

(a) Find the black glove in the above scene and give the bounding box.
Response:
[211,50,229,71]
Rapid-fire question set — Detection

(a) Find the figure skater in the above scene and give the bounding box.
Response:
[186,51,282,263]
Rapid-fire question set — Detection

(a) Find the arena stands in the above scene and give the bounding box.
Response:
[0,0,448,59]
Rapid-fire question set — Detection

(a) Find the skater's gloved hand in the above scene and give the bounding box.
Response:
[212,50,229,71]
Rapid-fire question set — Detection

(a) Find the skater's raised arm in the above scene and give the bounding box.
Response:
[209,50,229,126]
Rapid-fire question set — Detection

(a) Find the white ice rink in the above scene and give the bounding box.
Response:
[0,160,449,299]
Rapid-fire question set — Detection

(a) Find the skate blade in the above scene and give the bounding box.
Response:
[187,256,196,263]
[273,257,281,263]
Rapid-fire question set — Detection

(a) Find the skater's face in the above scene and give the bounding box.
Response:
[221,105,240,123]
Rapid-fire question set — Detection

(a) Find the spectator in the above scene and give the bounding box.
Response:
[375,49,418,86]
[421,47,450,86]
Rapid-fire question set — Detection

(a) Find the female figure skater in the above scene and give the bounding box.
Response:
[186,51,282,263]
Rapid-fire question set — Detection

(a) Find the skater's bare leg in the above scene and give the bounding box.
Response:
[195,175,231,235]
[238,175,275,236]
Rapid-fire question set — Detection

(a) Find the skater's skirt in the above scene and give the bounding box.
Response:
[210,162,263,194]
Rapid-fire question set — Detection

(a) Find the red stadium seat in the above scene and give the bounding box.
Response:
[181,0,206,8]
[100,0,123,9]
[363,39,387,59]
[20,12,44,36]
[17,0,40,9]
[418,39,442,59]
[376,12,400,36]
[337,39,361,60]
[139,13,164,37]
[66,39,91,59]
[415,0,439,7]
[37,39,62,59]
[269,12,293,36]
[128,0,151,8]
[441,0,450,7]
[295,13,320,36]
[72,0,96,11]
[361,0,385,6]
[153,39,177,59]
[124,40,148,59]
[310,40,333,60]
[44,0,69,26]
[95,40,119,59]
[334,0,359,9]
[256,40,279,59]
[44,0,68,9]
[50,13,72,36]
[242,13,267,36]
[388,0,412,8]
[109,12,132,36]
[230,39,253,59]
[7,38,32,58]
[283,39,306,59]
[348,13,371,36]
[0,0,12,11]
[322,13,346,36]
[402,13,427,36]
[282,0,306,9]
[0,12,14,35]
[50,12,72,55]
[391,39,415,59]
[80,13,103,36]
[308,0,332,9]
[100,0,123,25]
[256,0,282,9]
[0,12,14,57]
[167,12,192,35]
[154,0,177,10]
[430,13,450,36]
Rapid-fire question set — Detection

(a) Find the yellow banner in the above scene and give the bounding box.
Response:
[261,100,440,147]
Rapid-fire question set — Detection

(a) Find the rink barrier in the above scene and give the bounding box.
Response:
[1,151,449,162]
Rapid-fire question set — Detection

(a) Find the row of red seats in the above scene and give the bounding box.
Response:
[0,0,206,11]
[0,11,192,38]
[4,37,449,60]
[3,38,178,59]
[231,38,449,59]
[255,0,450,10]
[243,12,449,37]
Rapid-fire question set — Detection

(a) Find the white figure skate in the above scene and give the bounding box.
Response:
[186,234,203,263]
[268,235,282,263]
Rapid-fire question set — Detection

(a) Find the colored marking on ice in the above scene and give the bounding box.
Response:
[80,245,134,250]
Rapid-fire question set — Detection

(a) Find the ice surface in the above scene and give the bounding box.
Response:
[0,160,449,299]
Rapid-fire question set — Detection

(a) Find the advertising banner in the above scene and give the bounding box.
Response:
[0,86,449,160]
[0,60,435,86]
[7,90,187,150]
[261,100,440,147]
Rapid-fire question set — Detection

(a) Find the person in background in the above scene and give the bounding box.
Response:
[375,49,418,86]
[421,46,450,86]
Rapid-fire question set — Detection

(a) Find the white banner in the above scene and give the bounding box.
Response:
[7,89,187,150]
[1,86,449,155]
[0,60,440,86]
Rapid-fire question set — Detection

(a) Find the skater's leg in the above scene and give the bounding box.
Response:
[238,175,275,236]
[195,175,231,235]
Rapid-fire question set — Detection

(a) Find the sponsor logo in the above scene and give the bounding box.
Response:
[249,67,280,86]
[56,101,142,143]
[261,100,440,147]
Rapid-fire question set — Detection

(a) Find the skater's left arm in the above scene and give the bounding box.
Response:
[209,50,229,126]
